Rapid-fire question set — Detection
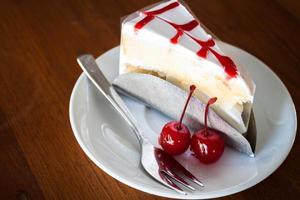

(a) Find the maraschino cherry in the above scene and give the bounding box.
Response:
[190,97,225,164]
[159,85,196,155]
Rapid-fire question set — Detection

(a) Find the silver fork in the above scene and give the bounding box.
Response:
[77,54,204,195]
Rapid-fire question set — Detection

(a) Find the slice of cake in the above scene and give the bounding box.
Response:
[119,0,255,133]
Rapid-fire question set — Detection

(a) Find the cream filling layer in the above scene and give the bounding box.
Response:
[120,33,253,130]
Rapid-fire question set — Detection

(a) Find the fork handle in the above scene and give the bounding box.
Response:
[77,54,145,144]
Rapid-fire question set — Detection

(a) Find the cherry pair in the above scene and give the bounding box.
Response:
[159,85,225,164]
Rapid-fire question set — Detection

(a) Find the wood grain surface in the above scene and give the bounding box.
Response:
[0,0,299,199]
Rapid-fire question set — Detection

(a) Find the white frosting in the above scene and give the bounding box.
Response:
[119,0,255,133]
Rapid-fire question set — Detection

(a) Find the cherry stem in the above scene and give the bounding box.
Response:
[204,97,217,136]
[178,85,196,130]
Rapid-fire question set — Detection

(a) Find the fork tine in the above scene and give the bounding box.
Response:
[172,158,204,187]
[178,167,204,187]
[164,170,195,191]
[159,171,187,195]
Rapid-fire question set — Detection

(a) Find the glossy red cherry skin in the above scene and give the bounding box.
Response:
[159,121,191,155]
[190,128,225,164]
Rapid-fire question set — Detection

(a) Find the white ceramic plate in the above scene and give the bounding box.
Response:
[69,42,297,199]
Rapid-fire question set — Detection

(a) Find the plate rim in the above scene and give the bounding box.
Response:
[69,44,297,199]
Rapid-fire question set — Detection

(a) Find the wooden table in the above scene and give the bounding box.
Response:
[0,0,299,199]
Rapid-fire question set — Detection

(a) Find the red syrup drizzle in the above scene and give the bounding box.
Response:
[168,20,198,44]
[134,2,179,30]
[134,1,238,78]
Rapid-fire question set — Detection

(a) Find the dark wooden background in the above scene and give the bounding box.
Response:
[0,0,299,199]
